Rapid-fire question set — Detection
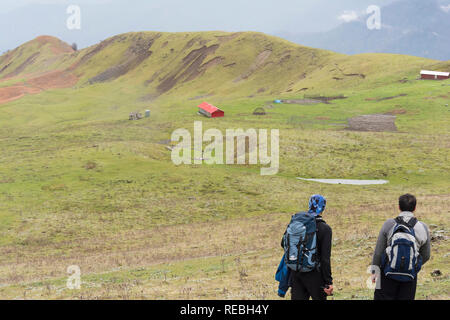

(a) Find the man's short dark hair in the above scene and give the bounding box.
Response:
[399,194,417,212]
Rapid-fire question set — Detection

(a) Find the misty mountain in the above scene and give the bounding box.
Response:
[279,0,450,60]
[0,0,398,53]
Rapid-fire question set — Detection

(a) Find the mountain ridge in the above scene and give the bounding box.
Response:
[0,31,447,105]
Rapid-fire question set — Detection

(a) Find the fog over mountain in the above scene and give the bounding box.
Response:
[279,0,450,60]
[1,0,448,60]
[1,0,396,52]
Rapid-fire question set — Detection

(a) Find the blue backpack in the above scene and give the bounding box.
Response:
[283,212,318,272]
[382,217,423,282]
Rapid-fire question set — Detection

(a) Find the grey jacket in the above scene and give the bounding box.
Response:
[372,211,431,267]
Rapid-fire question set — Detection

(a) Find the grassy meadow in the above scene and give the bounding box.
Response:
[0,32,448,299]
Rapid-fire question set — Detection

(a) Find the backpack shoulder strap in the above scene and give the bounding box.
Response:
[394,216,405,225]
[393,216,418,240]
[391,217,409,238]
[407,217,418,229]
[395,216,417,229]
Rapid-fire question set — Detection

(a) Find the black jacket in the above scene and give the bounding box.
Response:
[281,216,333,285]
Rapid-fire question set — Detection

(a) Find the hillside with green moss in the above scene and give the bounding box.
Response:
[0,32,448,300]
[0,31,446,103]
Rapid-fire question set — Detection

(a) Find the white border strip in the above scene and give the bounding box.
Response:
[297,178,389,185]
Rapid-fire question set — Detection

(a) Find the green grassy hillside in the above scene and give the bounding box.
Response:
[0,32,448,300]
[0,32,445,100]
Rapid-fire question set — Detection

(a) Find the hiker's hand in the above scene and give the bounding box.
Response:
[324,285,334,296]
[371,274,377,284]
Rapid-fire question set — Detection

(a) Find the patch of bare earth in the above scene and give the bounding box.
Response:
[304,94,347,104]
[215,33,242,43]
[234,50,272,82]
[0,70,78,105]
[157,44,221,94]
[27,70,78,89]
[365,94,407,102]
[283,99,323,105]
[384,108,407,115]
[348,114,397,132]
[0,85,41,104]
[424,94,449,100]
[2,52,40,78]
[67,38,116,72]
[277,50,293,66]
[35,35,74,55]
[188,93,214,101]
[89,35,159,84]
[331,64,366,80]
[1,37,74,79]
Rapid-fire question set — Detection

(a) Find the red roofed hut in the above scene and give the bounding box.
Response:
[420,70,450,80]
[198,102,224,118]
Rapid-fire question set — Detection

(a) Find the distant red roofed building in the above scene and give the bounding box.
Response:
[198,102,224,118]
[420,70,450,80]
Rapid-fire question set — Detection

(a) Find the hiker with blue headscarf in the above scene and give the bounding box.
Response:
[278,195,334,300]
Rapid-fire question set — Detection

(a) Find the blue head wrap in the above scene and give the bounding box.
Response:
[308,194,327,216]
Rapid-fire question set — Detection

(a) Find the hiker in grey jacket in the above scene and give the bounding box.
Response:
[371,194,431,300]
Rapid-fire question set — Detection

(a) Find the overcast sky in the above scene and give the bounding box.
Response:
[1,0,399,52]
